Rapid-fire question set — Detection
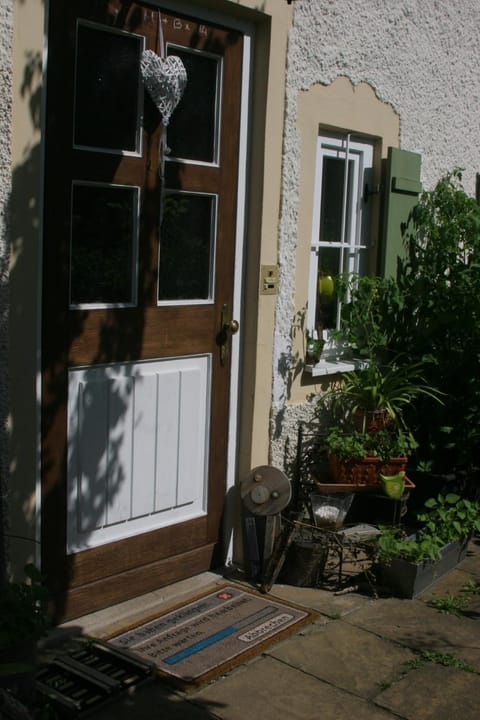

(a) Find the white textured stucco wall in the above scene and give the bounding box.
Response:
[271,0,480,467]
[0,0,12,575]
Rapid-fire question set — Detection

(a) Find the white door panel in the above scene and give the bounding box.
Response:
[67,355,211,553]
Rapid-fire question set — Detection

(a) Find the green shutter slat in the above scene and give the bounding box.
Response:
[380,147,422,278]
[391,176,422,194]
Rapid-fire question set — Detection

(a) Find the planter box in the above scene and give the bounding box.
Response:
[377,538,469,599]
[328,454,408,488]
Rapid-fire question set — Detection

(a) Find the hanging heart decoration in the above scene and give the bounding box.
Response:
[140,50,187,126]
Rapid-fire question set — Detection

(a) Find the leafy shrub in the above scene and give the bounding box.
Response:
[338,171,480,474]
[0,564,50,648]
[375,493,480,563]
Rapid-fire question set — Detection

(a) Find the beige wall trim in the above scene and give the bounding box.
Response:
[290,78,400,405]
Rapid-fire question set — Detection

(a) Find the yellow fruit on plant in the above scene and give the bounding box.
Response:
[318,275,335,297]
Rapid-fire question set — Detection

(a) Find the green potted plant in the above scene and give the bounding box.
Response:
[325,426,417,488]
[0,564,50,706]
[337,172,480,481]
[374,493,480,598]
[320,358,443,433]
[318,356,435,489]
[318,277,443,496]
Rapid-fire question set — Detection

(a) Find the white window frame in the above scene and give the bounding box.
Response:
[306,133,373,376]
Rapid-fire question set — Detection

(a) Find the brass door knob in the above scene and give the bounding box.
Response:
[224,319,239,334]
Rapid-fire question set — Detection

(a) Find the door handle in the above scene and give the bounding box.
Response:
[218,304,239,365]
[224,318,239,334]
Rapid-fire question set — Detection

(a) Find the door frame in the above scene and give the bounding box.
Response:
[38,0,254,584]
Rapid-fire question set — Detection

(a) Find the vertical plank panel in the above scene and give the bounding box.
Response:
[77,378,108,533]
[155,370,180,512]
[105,376,134,525]
[177,367,203,506]
[131,372,158,518]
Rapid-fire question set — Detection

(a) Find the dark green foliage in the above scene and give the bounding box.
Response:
[339,170,480,473]
[375,493,480,563]
[326,426,416,462]
[0,564,50,649]
[320,358,443,431]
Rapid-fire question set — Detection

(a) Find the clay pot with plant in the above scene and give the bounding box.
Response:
[325,425,417,488]
[318,358,442,488]
[320,359,444,434]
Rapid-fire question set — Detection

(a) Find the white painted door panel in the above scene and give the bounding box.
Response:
[67,355,211,553]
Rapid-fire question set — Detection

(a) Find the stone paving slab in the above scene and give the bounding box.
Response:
[375,662,480,720]
[77,680,222,719]
[419,566,480,618]
[344,597,480,670]
[192,655,395,720]
[455,539,480,575]
[266,619,416,699]
[269,582,374,618]
[418,566,476,603]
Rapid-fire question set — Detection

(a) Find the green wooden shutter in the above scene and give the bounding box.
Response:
[380,147,422,278]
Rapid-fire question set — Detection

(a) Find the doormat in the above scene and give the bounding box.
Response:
[107,584,316,688]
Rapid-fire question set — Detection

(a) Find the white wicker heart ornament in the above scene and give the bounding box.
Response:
[140,50,187,125]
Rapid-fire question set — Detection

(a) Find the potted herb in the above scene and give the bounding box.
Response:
[374,493,480,598]
[325,426,417,487]
[318,299,443,495]
[0,564,50,705]
[320,359,443,433]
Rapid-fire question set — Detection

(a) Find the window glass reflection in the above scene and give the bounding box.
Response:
[158,193,215,301]
[74,23,142,152]
[71,183,138,306]
[166,48,220,163]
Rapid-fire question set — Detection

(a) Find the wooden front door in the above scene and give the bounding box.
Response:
[42,0,244,620]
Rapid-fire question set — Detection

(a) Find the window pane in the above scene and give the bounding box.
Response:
[74,23,142,152]
[317,157,354,330]
[166,48,219,163]
[317,247,340,330]
[71,184,137,305]
[158,193,215,301]
[319,157,354,245]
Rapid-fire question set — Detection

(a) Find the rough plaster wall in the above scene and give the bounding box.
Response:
[271,0,480,468]
[0,0,12,577]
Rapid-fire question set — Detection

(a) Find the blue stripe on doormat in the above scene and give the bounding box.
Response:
[164,626,236,665]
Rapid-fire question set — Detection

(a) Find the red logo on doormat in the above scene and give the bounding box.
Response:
[217,591,233,600]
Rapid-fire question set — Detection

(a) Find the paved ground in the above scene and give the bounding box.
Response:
[54,537,480,720]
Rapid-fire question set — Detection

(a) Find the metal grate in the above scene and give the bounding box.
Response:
[36,639,155,717]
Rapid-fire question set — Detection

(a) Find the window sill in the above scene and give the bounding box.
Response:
[304,356,368,377]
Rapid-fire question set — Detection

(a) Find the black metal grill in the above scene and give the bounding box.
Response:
[36,640,155,717]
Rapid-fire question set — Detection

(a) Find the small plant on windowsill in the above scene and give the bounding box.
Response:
[305,330,325,365]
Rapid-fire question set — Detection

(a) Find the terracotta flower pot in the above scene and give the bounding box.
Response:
[329,454,408,488]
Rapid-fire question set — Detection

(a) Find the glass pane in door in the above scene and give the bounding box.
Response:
[166,47,221,163]
[74,22,143,153]
[158,192,216,302]
[70,182,138,306]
